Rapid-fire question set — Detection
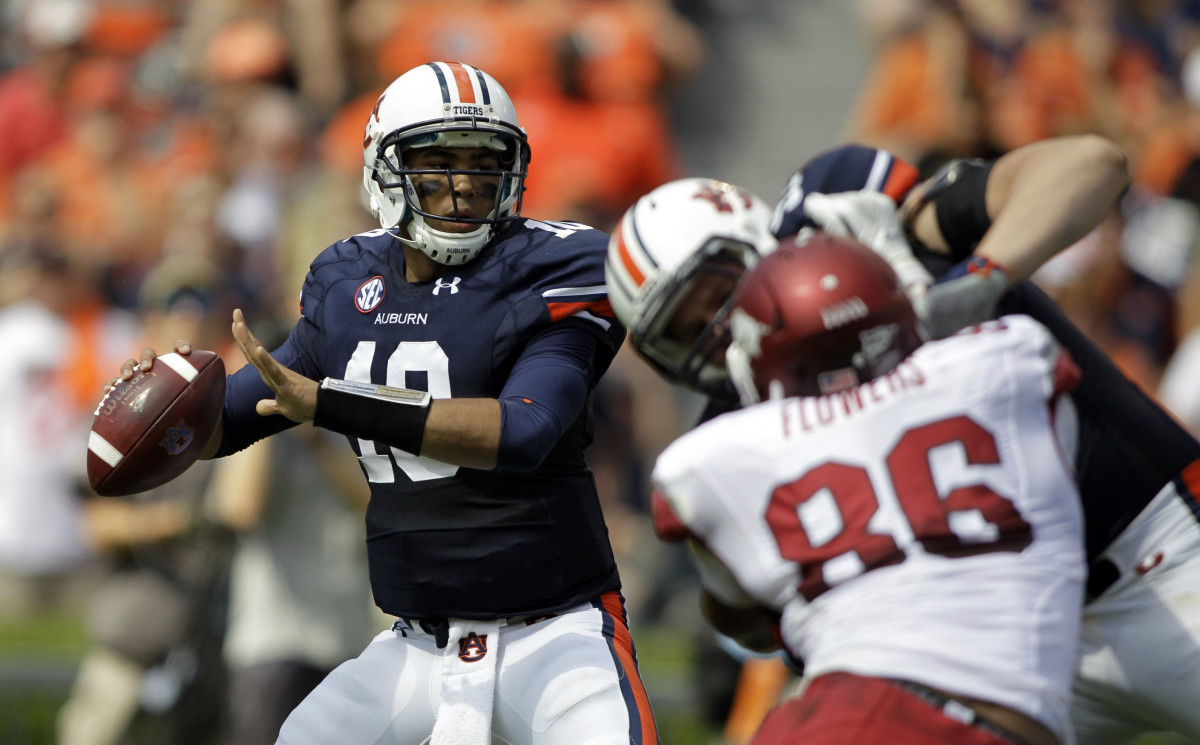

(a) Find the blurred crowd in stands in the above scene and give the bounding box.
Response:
[847,0,1200,405]
[4,0,1200,743]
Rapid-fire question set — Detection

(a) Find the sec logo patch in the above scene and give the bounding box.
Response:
[356,276,385,313]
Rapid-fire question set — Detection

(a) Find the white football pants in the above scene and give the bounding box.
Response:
[1071,464,1200,744]
[275,592,658,745]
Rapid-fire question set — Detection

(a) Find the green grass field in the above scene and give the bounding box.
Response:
[0,614,1192,745]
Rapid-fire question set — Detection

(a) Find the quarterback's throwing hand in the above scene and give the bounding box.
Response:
[232,309,318,422]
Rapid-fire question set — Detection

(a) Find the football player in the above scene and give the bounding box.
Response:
[775,137,1200,745]
[111,62,657,745]
[653,233,1085,745]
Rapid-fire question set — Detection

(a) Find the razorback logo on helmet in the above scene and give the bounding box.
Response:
[458,632,488,662]
[820,297,869,329]
[356,276,386,313]
[694,183,755,213]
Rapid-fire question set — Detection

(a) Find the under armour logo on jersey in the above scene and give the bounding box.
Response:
[356,276,386,313]
[458,632,488,662]
[433,276,461,295]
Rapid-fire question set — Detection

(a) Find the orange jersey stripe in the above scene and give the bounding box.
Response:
[881,158,920,202]
[615,218,646,288]
[600,591,658,745]
[447,62,476,104]
[1181,459,1200,499]
[547,299,614,322]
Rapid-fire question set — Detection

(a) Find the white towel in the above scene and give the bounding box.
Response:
[430,619,501,745]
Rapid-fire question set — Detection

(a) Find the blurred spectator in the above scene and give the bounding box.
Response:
[0,241,139,622]
[516,34,684,228]
[996,0,1169,152]
[517,0,701,227]
[0,0,91,225]
[371,0,563,100]
[1159,319,1200,435]
[58,255,236,745]
[214,423,380,745]
[213,85,316,316]
[177,0,346,120]
[846,0,984,170]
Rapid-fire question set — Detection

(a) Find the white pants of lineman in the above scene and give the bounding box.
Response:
[275,591,658,745]
[1072,462,1200,744]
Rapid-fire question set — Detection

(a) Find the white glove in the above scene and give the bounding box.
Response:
[802,191,934,300]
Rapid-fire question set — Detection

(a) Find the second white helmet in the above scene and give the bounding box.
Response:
[605,178,777,396]
[362,61,531,265]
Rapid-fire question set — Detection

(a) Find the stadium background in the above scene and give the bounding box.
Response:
[1,1,1198,743]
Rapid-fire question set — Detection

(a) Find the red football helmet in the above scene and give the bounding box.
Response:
[726,231,923,404]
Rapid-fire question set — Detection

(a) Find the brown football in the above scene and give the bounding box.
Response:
[87,350,225,496]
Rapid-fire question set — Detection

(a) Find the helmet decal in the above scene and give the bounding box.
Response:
[694,182,757,213]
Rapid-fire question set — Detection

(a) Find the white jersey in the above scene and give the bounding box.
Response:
[653,315,1086,740]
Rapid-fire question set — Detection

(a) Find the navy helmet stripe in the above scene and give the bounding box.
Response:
[426,62,452,104]
[472,68,492,105]
[629,215,659,270]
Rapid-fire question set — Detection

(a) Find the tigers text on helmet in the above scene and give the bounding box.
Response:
[726,232,923,406]
[362,61,531,266]
[605,178,777,398]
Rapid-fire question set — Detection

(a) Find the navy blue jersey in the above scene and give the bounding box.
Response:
[216,219,627,618]
[775,145,1200,564]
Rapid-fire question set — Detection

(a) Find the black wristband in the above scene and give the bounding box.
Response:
[313,378,431,455]
[930,159,995,260]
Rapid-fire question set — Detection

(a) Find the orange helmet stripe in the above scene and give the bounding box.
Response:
[615,217,646,288]
[447,62,477,104]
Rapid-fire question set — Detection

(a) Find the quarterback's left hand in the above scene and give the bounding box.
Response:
[802,191,933,299]
[232,308,318,422]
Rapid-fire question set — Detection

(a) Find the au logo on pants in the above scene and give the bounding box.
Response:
[458,632,488,662]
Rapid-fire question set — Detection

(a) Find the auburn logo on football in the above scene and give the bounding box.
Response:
[160,420,194,455]
[458,632,488,663]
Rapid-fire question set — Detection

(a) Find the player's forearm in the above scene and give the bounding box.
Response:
[420,398,501,470]
[976,134,1128,281]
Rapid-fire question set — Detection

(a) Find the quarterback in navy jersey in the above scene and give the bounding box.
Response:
[219,220,625,619]
[113,61,657,745]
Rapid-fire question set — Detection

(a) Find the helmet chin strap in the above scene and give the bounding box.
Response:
[397,212,492,266]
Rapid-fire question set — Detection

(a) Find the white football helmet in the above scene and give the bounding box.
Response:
[362,61,531,265]
[605,178,777,397]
